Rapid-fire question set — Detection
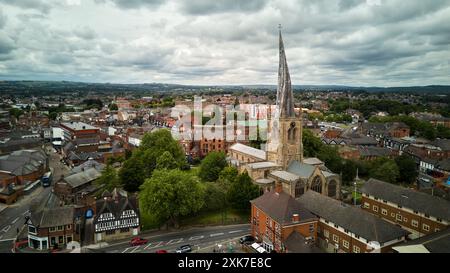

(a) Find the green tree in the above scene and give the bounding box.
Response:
[96,164,121,192]
[227,172,260,210]
[109,103,118,111]
[118,152,146,192]
[341,160,357,185]
[302,129,324,157]
[395,155,418,184]
[139,129,186,173]
[9,108,24,119]
[369,158,400,184]
[198,151,227,182]
[203,183,228,212]
[156,151,178,170]
[139,169,205,228]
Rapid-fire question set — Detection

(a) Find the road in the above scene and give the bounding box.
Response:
[0,146,70,253]
[90,224,251,253]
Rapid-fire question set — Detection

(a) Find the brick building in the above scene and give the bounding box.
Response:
[298,190,408,253]
[360,178,449,238]
[250,184,318,252]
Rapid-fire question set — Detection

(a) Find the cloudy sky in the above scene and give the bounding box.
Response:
[0,0,449,86]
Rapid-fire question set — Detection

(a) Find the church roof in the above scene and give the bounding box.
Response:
[287,161,316,178]
[276,28,296,118]
[247,161,280,169]
[270,170,299,182]
[229,143,266,160]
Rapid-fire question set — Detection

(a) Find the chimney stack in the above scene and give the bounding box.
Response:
[275,182,283,194]
[292,214,300,222]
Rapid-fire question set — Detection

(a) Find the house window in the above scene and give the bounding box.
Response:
[28,226,36,234]
[49,227,56,232]
[57,226,63,231]
[324,229,329,238]
[381,209,387,216]
[396,214,403,222]
[437,218,442,223]
[66,236,72,243]
[383,200,387,203]
[333,234,339,243]
[403,218,408,223]
[353,245,360,253]
[66,225,71,230]
[397,205,402,208]
[412,220,419,227]
[423,224,430,232]
[413,210,418,214]
[435,228,440,232]
[363,203,370,209]
[58,236,64,244]
[343,240,349,249]
[373,206,378,212]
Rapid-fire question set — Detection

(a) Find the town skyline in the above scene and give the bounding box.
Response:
[1,1,450,86]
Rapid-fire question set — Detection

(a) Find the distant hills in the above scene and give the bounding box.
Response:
[0,80,449,95]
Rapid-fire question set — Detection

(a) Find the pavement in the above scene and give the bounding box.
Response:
[0,147,70,253]
[86,224,251,253]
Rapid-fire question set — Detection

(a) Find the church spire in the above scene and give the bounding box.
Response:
[276,25,295,118]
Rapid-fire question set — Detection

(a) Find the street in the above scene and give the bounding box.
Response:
[0,146,70,253]
[89,224,251,253]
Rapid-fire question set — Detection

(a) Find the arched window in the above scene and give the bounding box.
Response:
[311,176,322,194]
[328,180,337,198]
[295,180,305,198]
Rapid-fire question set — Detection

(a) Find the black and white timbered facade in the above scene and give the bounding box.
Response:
[93,189,140,243]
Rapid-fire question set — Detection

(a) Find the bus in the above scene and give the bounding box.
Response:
[41,171,53,187]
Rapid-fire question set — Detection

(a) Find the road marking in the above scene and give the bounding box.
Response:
[144,241,164,250]
[228,230,242,234]
[1,225,11,233]
[122,247,134,253]
[22,210,30,216]
[11,217,20,224]
[0,235,3,240]
[167,238,183,245]
[189,235,204,241]
[130,246,141,253]
[210,232,224,237]
[143,243,152,250]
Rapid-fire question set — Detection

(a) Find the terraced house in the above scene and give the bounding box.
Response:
[297,191,409,253]
[360,178,450,238]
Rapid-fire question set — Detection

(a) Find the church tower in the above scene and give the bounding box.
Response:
[266,27,303,169]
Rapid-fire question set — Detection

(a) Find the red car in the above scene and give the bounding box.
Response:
[130,237,148,246]
[155,250,168,254]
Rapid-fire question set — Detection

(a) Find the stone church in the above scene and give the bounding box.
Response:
[229,30,341,200]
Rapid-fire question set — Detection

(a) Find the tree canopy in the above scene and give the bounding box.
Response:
[198,151,228,182]
[139,169,205,228]
[226,171,260,210]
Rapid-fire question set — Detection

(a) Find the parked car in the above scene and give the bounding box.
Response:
[130,237,148,246]
[176,244,192,253]
[239,235,255,244]
[155,249,168,253]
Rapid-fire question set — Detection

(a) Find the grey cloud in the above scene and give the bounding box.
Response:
[0,9,6,29]
[0,32,15,55]
[96,0,165,9]
[179,0,269,15]
[1,0,52,13]
[73,27,97,40]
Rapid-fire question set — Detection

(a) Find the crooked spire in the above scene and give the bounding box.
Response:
[276,26,296,118]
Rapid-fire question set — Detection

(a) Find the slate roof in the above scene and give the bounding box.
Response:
[0,149,46,176]
[251,190,317,225]
[361,178,450,221]
[93,189,139,224]
[287,161,316,178]
[71,159,105,174]
[284,231,324,253]
[429,139,450,151]
[229,143,266,160]
[63,168,101,189]
[358,146,392,157]
[247,161,280,169]
[347,136,378,146]
[30,206,74,228]
[297,190,409,243]
[270,170,299,182]
[303,157,324,165]
[394,228,450,253]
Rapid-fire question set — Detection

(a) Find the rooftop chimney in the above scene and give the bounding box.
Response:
[275,182,283,194]
[292,214,300,222]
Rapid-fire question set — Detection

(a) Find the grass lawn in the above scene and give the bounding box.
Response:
[180,208,249,227]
